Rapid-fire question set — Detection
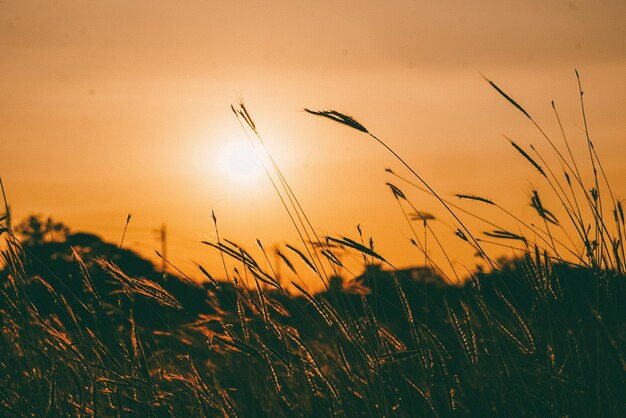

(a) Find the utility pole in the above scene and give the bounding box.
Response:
[154,224,168,277]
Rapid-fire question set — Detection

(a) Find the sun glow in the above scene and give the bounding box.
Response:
[216,140,265,184]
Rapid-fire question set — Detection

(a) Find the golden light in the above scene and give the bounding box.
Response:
[216,140,265,184]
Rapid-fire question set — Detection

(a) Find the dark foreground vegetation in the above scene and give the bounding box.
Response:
[1,215,624,417]
[1,75,624,416]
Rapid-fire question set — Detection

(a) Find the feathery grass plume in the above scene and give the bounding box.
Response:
[128,309,153,391]
[45,362,58,415]
[232,274,251,343]
[97,259,183,310]
[379,349,422,364]
[401,373,440,418]
[202,241,243,262]
[205,241,253,271]
[483,229,527,243]
[392,275,420,348]
[530,190,559,225]
[196,263,221,290]
[326,236,388,263]
[493,288,536,354]
[483,75,531,119]
[335,342,357,383]
[257,343,283,396]
[454,194,495,205]
[454,229,469,242]
[386,182,406,200]
[290,281,333,326]
[445,301,478,366]
[202,241,281,289]
[320,249,343,267]
[255,239,284,283]
[212,334,264,361]
[247,266,283,290]
[275,248,297,275]
[507,137,546,176]
[71,248,96,293]
[284,328,342,404]
[357,295,383,353]
[409,211,436,222]
[231,103,257,133]
[285,244,319,274]
[224,239,261,269]
[378,326,407,352]
[304,109,369,134]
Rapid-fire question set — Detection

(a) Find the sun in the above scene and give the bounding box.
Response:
[216,140,265,184]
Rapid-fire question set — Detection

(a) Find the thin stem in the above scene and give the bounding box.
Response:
[369,133,495,268]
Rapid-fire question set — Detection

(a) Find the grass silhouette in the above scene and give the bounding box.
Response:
[0,73,624,417]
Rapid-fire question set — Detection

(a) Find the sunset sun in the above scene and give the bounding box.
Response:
[216,140,265,184]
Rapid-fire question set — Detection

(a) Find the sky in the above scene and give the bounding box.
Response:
[1,0,625,288]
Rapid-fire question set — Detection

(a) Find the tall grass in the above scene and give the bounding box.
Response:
[0,73,624,417]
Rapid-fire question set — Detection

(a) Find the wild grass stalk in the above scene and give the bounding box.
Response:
[304,109,495,270]
[232,104,332,288]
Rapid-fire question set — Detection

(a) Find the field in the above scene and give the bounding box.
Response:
[1,76,624,417]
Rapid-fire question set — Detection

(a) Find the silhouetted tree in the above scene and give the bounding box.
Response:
[3,215,217,322]
[15,214,68,246]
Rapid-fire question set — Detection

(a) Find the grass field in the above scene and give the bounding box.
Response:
[1,75,624,417]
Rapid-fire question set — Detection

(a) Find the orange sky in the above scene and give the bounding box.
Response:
[1,1,625,288]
